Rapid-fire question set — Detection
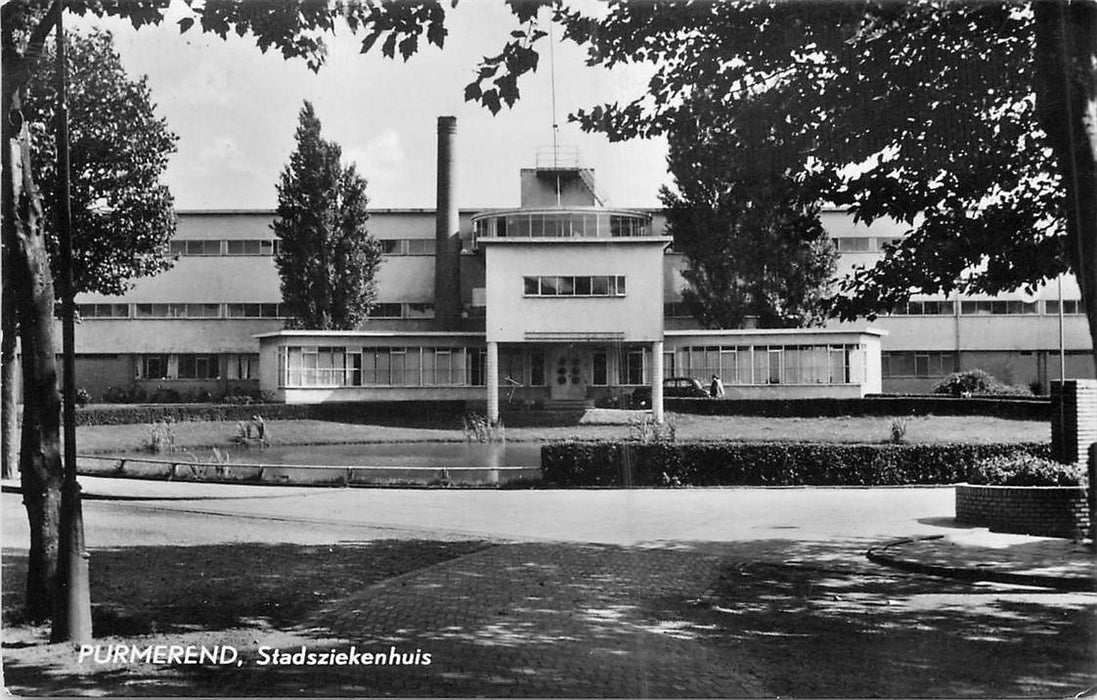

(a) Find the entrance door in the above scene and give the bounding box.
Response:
[551,347,587,400]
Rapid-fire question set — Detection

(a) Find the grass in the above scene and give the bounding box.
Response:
[71,413,1050,456]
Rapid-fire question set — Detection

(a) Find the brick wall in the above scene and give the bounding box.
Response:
[1051,379,1097,464]
[956,484,1090,539]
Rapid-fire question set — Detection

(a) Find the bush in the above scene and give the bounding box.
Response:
[933,369,1032,397]
[542,440,1051,488]
[967,454,1086,487]
[145,420,176,454]
[888,417,908,444]
[75,387,91,407]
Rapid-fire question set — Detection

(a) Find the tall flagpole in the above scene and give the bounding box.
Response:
[51,0,93,643]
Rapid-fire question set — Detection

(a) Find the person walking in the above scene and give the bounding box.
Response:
[710,374,725,398]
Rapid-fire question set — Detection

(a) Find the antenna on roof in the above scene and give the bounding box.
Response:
[549,19,562,205]
[549,20,559,169]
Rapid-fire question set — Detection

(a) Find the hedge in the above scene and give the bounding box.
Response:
[665,395,1050,420]
[74,401,469,427]
[541,440,1053,487]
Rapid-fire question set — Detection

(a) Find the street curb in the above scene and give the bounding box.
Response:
[866,535,1097,592]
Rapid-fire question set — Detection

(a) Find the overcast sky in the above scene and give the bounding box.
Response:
[74,2,669,212]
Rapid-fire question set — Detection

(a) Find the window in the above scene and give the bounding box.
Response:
[188,240,222,256]
[664,302,691,318]
[226,354,259,380]
[135,303,170,318]
[369,303,403,319]
[225,239,270,256]
[961,300,1039,315]
[468,348,486,386]
[406,239,435,255]
[77,303,129,318]
[592,350,608,386]
[621,348,645,385]
[523,275,626,297]
[406,303,435,319]
[138,354,169,379]
[528,350,545,386]
[882,351,956,378]
[892,300,955,315]
[1046,299,1086,315]
[835,237,871,252]
[187,303,221,318]
[177,354,219,379]
[227,303,282,318]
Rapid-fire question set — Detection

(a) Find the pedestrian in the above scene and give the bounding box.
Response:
[710,374,725,398]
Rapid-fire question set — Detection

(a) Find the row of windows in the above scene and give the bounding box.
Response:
[889,300,955,316]
[78,302,433,320]
[881,351,958,378]
[136,353,259,380]
[473,212,651,240]
[280,346,484,388]
[887,299,1087,316]
[368,303,435,320]
[380,239,436,256]
[128,303,284,319]
[669,344,861,385]
[523,276,627,297]
[169,239,280,257]
[279,345,660,390]
[168,238,434,258]
[833,237,903,253]
[83,298,1087,322]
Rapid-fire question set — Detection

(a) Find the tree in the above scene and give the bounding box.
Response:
[273,102,382,331]
[1,20,177,621]
[1,0,460,628]
[467,1,1097,378]
[662,96,837,329]
[1,27,177,478]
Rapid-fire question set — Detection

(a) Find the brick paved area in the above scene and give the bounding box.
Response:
[202,543,767,697]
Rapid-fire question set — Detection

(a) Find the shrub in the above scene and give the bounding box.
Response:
[933,369,1032,397]
[888,417,908,444]
[75,387,91,407]
[967,454,1086,487]
[145,420,176,454]
[542,440,1051,488]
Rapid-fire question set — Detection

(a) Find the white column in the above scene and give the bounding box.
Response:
[487,341,500,424]
[651,341,664,424]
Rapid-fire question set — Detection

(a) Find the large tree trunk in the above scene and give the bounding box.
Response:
[1034,0,1097,382]
[2,295,17,480]
[3,57,64,623]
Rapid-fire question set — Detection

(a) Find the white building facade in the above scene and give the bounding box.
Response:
[66,122,1092,410]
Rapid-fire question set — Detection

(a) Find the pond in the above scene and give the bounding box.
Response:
[97,441,543,487]
[226,441,542,469]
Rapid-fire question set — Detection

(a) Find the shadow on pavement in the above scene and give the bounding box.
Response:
[916,516,983,530]
[2,538,1095,697]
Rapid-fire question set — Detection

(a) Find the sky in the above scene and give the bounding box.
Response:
[75,2,669,212]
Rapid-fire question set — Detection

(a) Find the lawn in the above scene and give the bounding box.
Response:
[72,412,1050,456]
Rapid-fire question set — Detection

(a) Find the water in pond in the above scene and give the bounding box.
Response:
[218,441,542,469]
[105,442,543,486]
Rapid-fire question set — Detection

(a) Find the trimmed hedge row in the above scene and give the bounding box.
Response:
[665,395,1050,420]
[541,440,1052,487]
[74,401,469,427]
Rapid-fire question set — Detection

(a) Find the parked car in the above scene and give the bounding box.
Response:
[631,377,710,408]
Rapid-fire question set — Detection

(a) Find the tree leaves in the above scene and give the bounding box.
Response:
[663,94,838,329]
[272,101,382,330]
[24,28,177,298]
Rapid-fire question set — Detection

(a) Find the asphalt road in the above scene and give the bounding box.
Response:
[3,478,957,550]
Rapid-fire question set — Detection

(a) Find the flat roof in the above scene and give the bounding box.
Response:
[255,330,487,339]
[665,328,888,337]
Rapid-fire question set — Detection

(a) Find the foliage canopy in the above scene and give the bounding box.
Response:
[273,101,382,331]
